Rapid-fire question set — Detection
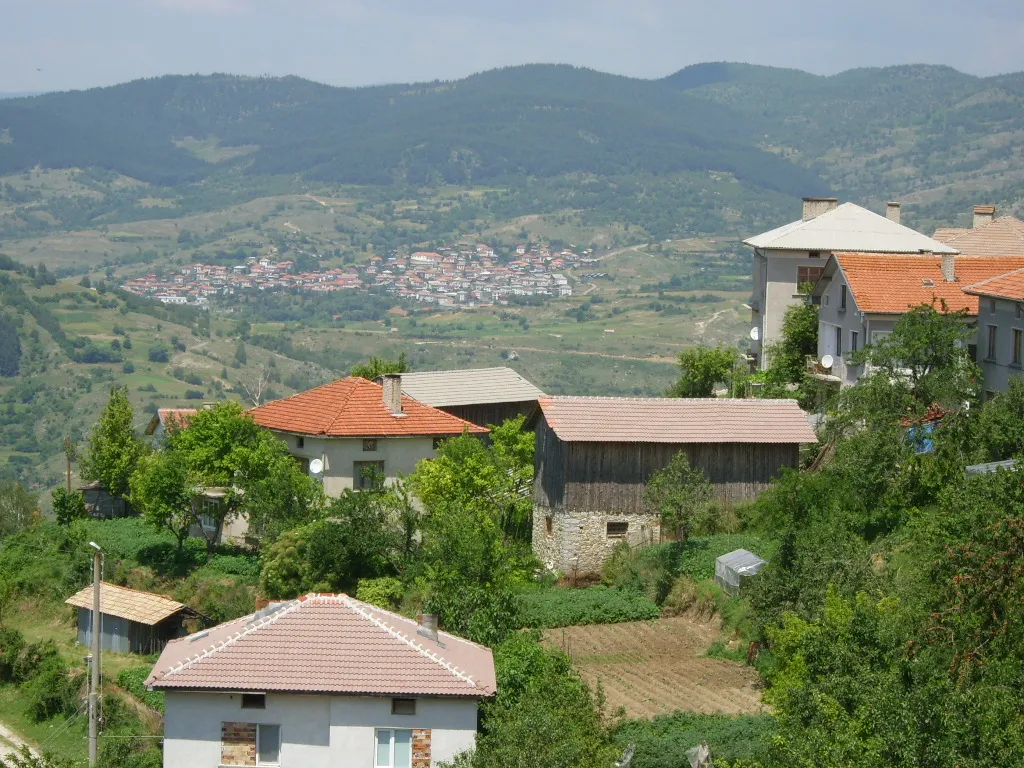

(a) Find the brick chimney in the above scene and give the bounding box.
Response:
[802,197,839,221]
[381,374,403,416]
[973,205,996,228]
[941,253,956,282]
[886,202,901,225]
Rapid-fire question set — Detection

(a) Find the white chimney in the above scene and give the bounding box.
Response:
[417,613,439,643]
[802,197,839,221]
[381,374,403,416]
[973,205,996,228]
[941,253,956,282]
[886,202,901,225]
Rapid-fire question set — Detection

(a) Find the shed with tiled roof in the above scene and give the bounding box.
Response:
[529,396,816,574]
[66,582,197,654]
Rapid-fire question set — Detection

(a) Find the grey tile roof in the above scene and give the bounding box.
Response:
[538,396,818,444]
[398,367,545,407]
[744,202,958,254]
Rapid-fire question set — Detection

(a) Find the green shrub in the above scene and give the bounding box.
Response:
[0,626,25,681]
[198,554,261,584]
[614,712,774,768]
[673,534,778,582]
[23,654,81,722]
[518,586,660,629]
[602,542,675,603]
[356,577,404,611]
[661,575,718,618]
[117,667,165,713]
[174,573,255,623]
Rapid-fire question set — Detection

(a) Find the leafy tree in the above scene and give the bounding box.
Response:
[643,452,715,544]
[0,482,37,539]
[129,449,195,551]
[0,315,22,377]
[0,745,74,768]
[971,376,1024,462]
[79,387,146,499]
[669,345,738,398]
[764,300,818,384]
[234,340,247,366]
[350,352,409,379]
[50,488,86,526]
[147,342,170,363]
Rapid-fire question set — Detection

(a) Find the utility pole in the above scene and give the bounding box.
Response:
[64,435,74,492]
[88,542,103,767]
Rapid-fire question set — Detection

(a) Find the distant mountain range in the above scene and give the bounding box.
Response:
[1,62,1023,222]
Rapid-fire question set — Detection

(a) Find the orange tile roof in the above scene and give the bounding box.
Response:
[146,593,496,697]
[835,253,1024,314]
[932,217,1024,257]
[962,267,1024,301]
[249,377,488,437]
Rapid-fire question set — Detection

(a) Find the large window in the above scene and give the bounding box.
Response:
[376,729,412,768]
[987,325,998,361]
[1014,329,1023,366]
[354,461,385,490]
[256,724,280,766]
[796,266,824,293]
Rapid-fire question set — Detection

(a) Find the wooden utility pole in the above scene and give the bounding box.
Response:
[64,435,74,492]
[88,543,102,767]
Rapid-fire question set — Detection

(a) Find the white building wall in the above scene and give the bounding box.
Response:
[163,691,479,768]
[755,249,829,368]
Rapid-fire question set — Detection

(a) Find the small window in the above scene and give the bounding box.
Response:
[354,461,385,490]
[297,437,305,449]
[988,325,998,361]
[391,698,416,716]
[433,437,446,450]
[840,284,847,311]
[256,724,280,766]
[796,266,824,293]
[606,521,629,539]
[1013,329,1022,365]
[990,299,997,314]
[834,326,843,356]
[241,693,266,710]
[808,251,821,258]
[850,330,859,354]
[293,455,310,474]
[376,729,413,768]
[545,515,553,537]
[1016,303,1023,319]
[363,438,378,452]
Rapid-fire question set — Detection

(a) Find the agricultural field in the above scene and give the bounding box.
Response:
[545,617,762,719]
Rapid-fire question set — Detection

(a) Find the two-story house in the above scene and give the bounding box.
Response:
[963,268,1024,399]
[146,594,496,768]
[744,198,958,369]
[811,253,1024,387]
[249,376,488,497]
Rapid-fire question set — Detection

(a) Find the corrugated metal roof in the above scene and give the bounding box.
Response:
[65,582,187,626]
[146,594,496,698]
[744,202,958,254]
[537,397,817,444]
[966,458,1017,475]
[398,367,545,407]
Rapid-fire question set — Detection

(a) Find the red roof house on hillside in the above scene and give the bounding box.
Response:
[250,376,487,496]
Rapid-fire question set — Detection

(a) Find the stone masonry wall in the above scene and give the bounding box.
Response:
[533,505,660,575]
[412,728,431,768]
[221,722,257,766]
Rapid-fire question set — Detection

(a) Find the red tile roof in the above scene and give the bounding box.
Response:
[249,377,488,437]
[537,396,817,444]
[962,267,1024,302]
[835,253,1024,314]
[146,594,496,698]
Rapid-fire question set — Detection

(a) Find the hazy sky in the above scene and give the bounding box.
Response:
[2,0,1023,93]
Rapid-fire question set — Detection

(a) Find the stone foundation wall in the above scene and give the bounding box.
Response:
[412,728,431,768]
[533,505,660,575]
[221,722,257,766]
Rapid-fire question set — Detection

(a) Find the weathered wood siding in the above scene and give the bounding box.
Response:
[440,401,538,429]
[534,417,567,508]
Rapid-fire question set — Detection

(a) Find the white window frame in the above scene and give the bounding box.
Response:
[375,728,413,768]
[256,723,281,767]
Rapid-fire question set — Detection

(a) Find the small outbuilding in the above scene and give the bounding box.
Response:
[395,367,545,427]
[714,549,768,594]
[66,582,197,655]
[78,481,131,519]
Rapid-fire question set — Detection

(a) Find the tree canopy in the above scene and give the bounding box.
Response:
[669,346,739,398]
[79,386,146,499]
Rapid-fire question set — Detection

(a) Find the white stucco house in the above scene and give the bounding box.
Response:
[249,375,488,498]
[744,197,958,370]
[146,593,497,768]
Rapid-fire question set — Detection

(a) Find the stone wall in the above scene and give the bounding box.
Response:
[533,504,660,575]
[221,722,257,766]
[412,728,431,768]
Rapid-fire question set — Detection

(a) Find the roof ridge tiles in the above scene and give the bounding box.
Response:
[322,378,361,435]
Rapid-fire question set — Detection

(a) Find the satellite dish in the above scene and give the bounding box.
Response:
[820,354,834,369]
[749,327,760,341]
[309,458,324,475]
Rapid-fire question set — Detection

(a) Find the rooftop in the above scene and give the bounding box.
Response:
[249,377,488,438]
[962,268,1024,302]
[535,396,817,444]
[397,367,545,408]
[933,216,1024,257]
[744,202,958,254]
[65,582,189,626]
[831,253,1024,314]
[146,594,496,698]
[144,408,199,436]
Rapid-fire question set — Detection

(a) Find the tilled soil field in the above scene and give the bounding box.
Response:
[543,617,763,718]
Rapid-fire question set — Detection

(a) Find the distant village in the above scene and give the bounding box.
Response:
[120,242,595,308]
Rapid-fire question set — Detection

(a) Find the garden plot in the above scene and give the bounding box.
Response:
[544,617,762,718]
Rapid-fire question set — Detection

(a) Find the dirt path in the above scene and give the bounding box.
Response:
[694,308,730,334]
[0,720,38,761]
[544,616,763,718]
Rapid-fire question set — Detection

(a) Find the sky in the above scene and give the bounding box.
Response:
[2,0,1023,94]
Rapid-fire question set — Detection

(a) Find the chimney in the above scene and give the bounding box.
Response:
[802,197,839,221]
[973,205,996,228]
[381,373,403,416]
[886,202,901,225]
[417,613,439,644]
[941,253,956,282]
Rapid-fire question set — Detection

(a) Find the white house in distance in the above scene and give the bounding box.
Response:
[146,593,496,768]
[249,376,488,497]
[744,198,958,369]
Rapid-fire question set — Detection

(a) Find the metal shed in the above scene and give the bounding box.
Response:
[65,582,196,655]
[714,549,767,594]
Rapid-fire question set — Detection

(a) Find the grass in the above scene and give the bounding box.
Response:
[0,685,89,765]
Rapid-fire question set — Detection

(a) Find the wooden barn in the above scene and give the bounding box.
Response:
[78,481,132,519]
[66,582,198,655]
[394,367,545,427]
[529,396,817,574]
